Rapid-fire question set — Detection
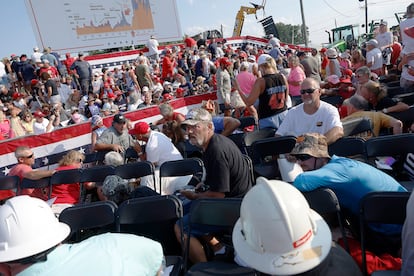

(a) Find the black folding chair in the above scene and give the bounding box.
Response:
[359,192,410,276]
[342,117,373,137]
[243,128,277,162]
[19,177,51,198]
[365,133,414,180]
[185,198,242,272]
[0,175,19,191]
[250,135,297,179]
[303,188,349,252]
[115,195,183,275]
[115,161,156,192]
[59,200,117,242]
[159,158,204,194]
[237,116,256,130]
[328,136,367,161]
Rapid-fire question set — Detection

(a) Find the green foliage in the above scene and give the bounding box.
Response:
[275,22,308,45]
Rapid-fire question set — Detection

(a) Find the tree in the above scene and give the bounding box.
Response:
[275,22,308,45]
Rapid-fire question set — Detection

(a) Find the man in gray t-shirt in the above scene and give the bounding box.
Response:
[70,52,92,94]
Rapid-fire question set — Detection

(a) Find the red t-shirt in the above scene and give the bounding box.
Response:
[50,165,80,204]
[8,163,47,200]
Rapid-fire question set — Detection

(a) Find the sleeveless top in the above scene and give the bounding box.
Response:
[258,73,288,119]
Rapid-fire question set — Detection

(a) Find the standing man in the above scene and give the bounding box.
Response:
[146,35,159,63]
[8,146,55,199]
[297,51,322,83]
[276,77,343,145]
[70,52,92,95]
[176,108,253,263]
[135,55,153,90]
[365,39,383,76]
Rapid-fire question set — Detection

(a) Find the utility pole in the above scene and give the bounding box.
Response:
[359,0,368,34]
[299,0,308,47]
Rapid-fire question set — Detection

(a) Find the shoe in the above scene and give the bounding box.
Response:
[212,246,235,263]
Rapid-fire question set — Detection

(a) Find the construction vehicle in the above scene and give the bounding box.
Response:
[325,24,361,52]
[233,1,266,37]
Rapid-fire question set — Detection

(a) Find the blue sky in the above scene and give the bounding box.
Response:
[0,0,409,59]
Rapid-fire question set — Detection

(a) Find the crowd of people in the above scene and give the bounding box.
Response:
[1,3,414,275]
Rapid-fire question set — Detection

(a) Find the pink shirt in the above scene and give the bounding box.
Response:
[236,71,256,95]
[288,66,306,96]
[8,163,47,200]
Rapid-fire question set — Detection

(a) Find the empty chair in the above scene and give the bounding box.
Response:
[116,195,183,257]
[250,135,297,179]
[359,191,410,276]
[328,136,366,161]
[79,165,116,203]
[124,147,139,164]
[243,127,276,161]
[342,117,373,137]
[159,158,204,195]
[59,200,117,242]
[365,133,414,180]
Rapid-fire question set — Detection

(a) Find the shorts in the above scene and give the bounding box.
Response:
[177,212,228,237]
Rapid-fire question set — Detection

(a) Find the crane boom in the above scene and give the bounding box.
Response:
[232,3,265,37]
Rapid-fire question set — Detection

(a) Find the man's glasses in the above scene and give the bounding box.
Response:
[22,153,34,159]
[295,154,313,161]
[300,88,317,95]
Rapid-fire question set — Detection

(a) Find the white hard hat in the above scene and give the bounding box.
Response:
[232,177,332,275]
[0,196,70,262]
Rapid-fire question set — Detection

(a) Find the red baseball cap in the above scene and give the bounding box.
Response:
[33,110,45,118]
[129,122,150,135]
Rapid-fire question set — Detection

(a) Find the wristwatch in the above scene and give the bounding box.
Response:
[382,108,388,113]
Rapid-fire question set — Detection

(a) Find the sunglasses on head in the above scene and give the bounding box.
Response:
[300,88,317,95]
[23,153,34,159]
[295,154,313,161]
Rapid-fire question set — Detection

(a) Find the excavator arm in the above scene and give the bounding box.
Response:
[232,3,265,37]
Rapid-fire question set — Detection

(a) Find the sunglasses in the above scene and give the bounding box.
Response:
[295,154,313,161]
[300,88,317,95]
[23,153,34,159]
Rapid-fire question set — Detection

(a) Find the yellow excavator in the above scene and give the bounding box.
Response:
[232,1,266,37]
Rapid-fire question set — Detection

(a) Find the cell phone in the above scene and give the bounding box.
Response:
[195,184,210,193]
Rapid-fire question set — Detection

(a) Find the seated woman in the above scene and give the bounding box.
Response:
[51,151,93,215]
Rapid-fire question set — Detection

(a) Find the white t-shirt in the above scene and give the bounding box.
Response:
[146,38,159,56]
[400,17,414,54]
[33,118,53,135]
[276,101,342,137]
[366,48,383,70]
[376,31,393,49]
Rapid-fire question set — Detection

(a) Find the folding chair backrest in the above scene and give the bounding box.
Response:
[80,165,116,183]
[19,177,51,198]
[159,158,204,193]
[328,136,366,161]
[359,191,410,275]
[59,200,117,242]
[185,198,242,270]
[243,128,276,161]
[115,161,155,181]
[124,147,139,164]
[365,133,414,159]
[116,195,183,256]
[0,175,19,191]
[303,188,349,252]
[51,169,82,185]
[237,116,256,130]
[342,117,373,137]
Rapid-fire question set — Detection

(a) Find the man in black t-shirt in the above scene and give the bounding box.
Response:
[176,108,253,264]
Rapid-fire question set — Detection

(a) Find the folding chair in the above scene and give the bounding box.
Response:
[243,128,276,162]
[115,195,184,275]
[0,175,19,191]
[342,117,373,137]
[250,135,297,179]
[19,177,51,198]
[115,161,155,181]
[79,165,116,203]
[184,198,242,272]
[359,192,410,276]
[328,136,367,161]
[237,116,256,130]
[303,188,349,252]
[159,158,204,194]
[365,133,414,181]
[59,200,117,242]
